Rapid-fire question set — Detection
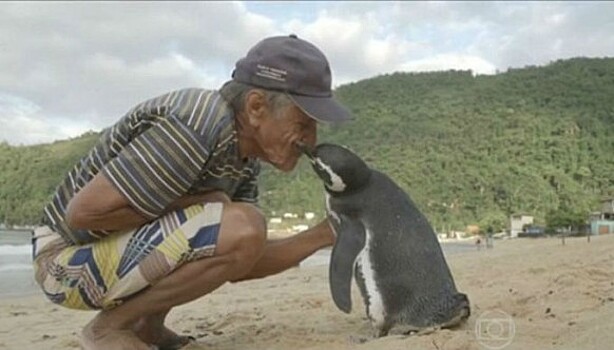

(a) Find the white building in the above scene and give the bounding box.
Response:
[292,224,309,232]
[510,214,534,238]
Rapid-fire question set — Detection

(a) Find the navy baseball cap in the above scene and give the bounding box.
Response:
[232,34,352,123]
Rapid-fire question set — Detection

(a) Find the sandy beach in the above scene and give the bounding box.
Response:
[1,234,613,350]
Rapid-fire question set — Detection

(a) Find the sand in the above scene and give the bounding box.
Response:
[1,234,613,350]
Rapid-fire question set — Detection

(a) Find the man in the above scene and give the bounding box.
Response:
[32,34,351,350]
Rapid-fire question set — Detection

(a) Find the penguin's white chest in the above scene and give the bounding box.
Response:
[356,228,386,329]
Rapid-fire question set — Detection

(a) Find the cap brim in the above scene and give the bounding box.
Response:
[288,94,352,123]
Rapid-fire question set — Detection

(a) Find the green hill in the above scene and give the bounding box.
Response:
[0,131,100,224]
[1,58,613,232]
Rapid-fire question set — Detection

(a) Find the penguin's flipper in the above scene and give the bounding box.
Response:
[329,215,366,313]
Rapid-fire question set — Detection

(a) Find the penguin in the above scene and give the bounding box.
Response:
[296,142,470,337]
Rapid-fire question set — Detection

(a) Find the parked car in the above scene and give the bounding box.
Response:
[519,226,546,238]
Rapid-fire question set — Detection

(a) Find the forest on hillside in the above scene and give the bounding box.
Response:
[1,58,612,232]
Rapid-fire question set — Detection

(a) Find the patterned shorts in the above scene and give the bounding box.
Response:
[32,202,223,311]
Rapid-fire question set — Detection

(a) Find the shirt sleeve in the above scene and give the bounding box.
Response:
[101,113,211,219]
[231,162,260,204]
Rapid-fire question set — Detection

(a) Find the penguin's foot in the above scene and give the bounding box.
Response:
[348,334,372,344]
[408,326,440,336]
[439,308,471,329]
[384,325,441,337]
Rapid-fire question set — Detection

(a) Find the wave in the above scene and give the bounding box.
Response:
[0,263,33,272]
[0,244,32,256]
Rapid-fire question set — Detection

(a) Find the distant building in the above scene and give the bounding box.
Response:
[589,197,614,235]
[600,197,614,220]
[292,224,309,232]
[591,220,614,235]
[269,217,282,224]
[510,214,534,238]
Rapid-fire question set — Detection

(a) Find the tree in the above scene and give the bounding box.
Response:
[545,206,587,233]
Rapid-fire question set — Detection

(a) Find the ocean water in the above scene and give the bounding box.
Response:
[0,229,476,298]
[0,230,41,298]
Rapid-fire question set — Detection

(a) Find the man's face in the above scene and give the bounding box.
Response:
[257,103,317,172]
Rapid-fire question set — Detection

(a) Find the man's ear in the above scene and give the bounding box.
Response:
[244,89,268,128]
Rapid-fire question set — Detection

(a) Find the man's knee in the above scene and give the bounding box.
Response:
[215,202,266,269]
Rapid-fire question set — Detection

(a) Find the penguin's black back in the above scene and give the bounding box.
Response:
[329,168,462,328]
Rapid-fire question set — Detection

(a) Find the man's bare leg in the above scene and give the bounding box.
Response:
[126,216,335,349]
[80,202,267,350]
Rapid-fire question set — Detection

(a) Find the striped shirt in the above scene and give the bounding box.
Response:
[42,88,260,245]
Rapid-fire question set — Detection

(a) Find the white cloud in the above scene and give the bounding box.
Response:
[0,1,278,144]
[282,11,416,85]
[0,94,95,145]
[1,1,614,145]
[400,54,497,76]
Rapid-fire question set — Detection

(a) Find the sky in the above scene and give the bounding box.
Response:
[1,1,613,145]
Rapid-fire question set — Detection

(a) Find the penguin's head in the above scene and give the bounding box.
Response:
[296,142,371,194]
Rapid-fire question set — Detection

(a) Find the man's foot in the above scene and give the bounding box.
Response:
[147,327,194,350]
[81,316,152,350]
[133,316,195,350]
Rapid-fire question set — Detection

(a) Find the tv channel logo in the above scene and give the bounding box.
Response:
[475,309,516,349]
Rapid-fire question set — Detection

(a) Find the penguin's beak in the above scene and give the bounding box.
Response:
[294,141,315,160]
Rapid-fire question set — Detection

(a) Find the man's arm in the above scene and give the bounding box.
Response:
[65,172,148,231]
[66,172,230,232]
[233,218,335,282]
[63,89,230,236]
